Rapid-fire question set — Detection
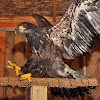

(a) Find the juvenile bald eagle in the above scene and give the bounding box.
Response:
[15,0,100,99]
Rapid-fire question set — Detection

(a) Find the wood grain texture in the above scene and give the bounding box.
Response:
[0,16,61,29]
[0,31,6,100]
[86,38,100,100]
[0,0,71,17]
[0,77,97,88]
[83,56,87,100]
[32,86,47,100]
[53,0,56,22]
[5,32,29,100]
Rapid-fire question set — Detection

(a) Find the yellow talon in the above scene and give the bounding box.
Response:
[20,73,32,83]
[7,60,31,83]
[7,60,21,76]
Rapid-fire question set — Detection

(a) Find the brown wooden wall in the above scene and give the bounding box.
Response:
[5,31,30,100]
[0,31,6,100]
[0,0,72,17]
[86,39,100,100]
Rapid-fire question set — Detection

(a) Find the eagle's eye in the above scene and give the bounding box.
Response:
[23,24,26,27]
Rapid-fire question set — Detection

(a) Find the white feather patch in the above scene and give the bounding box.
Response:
[87,13,92,20]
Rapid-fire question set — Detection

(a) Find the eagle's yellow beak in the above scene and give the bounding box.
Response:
[19,26,26,31]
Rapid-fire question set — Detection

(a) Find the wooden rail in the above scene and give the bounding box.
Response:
[0,32,6,99]
[0,77,98,88]
[0,16,62,29]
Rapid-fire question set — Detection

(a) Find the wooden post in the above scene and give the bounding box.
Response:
[83,56,87,100]
[53,0,56,22]
[0,31,6,100]
[31,86,47,100]
[83,56,86,76]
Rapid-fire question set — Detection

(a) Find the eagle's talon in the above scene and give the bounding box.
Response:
[19,73,32,83]
[71,70,89,79]
[16,75,21,81]
[16,75,21,77]
[7,60,21,76]
[27,82,31,88]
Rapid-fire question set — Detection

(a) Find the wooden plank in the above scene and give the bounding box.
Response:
[0,31,6,37]
[0,22,37,30]
[5,32,28,100]
[0,16,62,29]
[86,38,100,100]
[32,86,47,100]
[0,31,6,100]
[0,16,61,22]
[0,77,97,88]
[0,22,57,29]
[83,56,87,76]
[4,32,15,100]
[83,56,87,100]
[5,32,15,77]
[0,16,59,21]
[53,0,56,22]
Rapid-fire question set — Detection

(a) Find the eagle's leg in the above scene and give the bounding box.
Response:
[7,60,32,83]
[65,64,89,79]
[57,64,89,79]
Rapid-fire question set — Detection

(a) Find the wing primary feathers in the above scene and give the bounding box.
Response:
[50,0,100,59]
[76,87,85,98]
[57,88,64,98]
[32,14,52,28]
[79,14,98,36]
[51,87,58,97]
[69,88,77,98]
[82,87,92,94]
[63,88,71,99]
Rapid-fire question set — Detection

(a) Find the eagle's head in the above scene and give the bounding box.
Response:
[15,22,38,34]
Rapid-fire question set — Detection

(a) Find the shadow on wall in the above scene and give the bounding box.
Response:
[1,96,25,100]
[12,42,32,59]
[87,95,94,100]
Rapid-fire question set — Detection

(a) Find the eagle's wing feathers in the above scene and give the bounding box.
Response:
[32,14,52,28]
[50,0,100,59]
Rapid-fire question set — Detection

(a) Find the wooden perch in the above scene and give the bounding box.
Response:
[0,77,98,88]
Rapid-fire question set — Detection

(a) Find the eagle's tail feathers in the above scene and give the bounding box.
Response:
[57,64,89,79]
[71,69,89,79]
[51,86,94,99]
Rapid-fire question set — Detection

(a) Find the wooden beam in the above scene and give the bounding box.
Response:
[0,77,98,88]
[5,32,28,99]
[31,86,47,100]
[0,31,6,100]
[0,31,6,37]
[83,56,87,100]
[0,16,62,29]
[83,56,87,76]
[0,16,61,21]
[0,22,57,30]
[53,0,56,22]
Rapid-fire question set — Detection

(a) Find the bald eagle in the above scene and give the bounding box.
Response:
[15,0,100,99]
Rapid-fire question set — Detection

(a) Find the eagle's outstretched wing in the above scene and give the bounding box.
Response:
[32,14,52,28]
[50,0,100,59]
